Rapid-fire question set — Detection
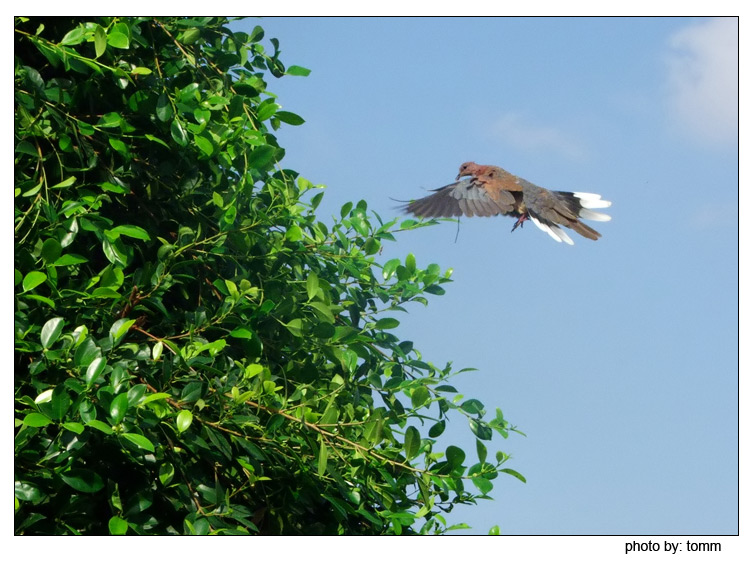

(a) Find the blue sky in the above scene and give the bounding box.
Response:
[233,17,738,535]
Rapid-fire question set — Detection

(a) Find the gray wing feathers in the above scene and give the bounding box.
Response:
[405,180,514,218]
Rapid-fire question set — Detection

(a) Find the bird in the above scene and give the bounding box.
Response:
[402,162,612,244]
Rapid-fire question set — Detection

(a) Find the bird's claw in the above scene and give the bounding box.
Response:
[511,214,528,233]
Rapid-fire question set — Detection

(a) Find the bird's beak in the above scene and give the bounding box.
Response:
[456,172,468,181]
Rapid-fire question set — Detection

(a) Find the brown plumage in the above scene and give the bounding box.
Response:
[402,162,612,244]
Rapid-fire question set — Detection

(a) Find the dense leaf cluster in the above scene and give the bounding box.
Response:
[14,16,523,535]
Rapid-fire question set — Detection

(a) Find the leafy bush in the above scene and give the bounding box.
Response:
[14,16,523,535]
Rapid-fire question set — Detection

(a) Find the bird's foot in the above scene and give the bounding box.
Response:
[511,214,529,233]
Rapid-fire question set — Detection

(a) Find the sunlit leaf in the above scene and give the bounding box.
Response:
[121,433,155,452]
[22,413,52,427]
[22,271,47,292]
[109,516,128,535]
[176,410,193,433]
[109,393,129,423]
[41,317,64,348]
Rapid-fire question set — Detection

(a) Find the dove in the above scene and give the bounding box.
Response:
[402,162,611,244]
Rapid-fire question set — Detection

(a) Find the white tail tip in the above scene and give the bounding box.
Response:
[579,209,612,222]
[573,192,612,209]
[530,216,575,245]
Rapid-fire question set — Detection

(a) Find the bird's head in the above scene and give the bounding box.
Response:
[456,161,481,180]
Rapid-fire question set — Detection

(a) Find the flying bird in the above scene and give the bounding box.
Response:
[402,162,612,244]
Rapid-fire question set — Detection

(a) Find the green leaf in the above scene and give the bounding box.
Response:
[405,253,416,273]
[308,301,335,323]
[182,27,202,45]
[500,468,527,483]
[248,144,276,170]
[110,318,135,346]
[41,239,62,264]
[15,481,42,502]
[50,176,76,189]
[446,445,465,469]
[319,403,339,426]
[306,271,319,301]
[60,26,86,46]
[121,433,155,452]
[74,338,100,367]
[156,94,172,122]
[109,393,129,423]
[170,119,188,146]
[176,410,193,433]
[229,327,253,339]
[159,462,175,486]
[284,318,304,337]
[244,364,264,379]
[410,386,430,409]
[35,389,53,404]
[50,387,71,420]
[317,440,328,476]
[138,393,171,407]
[472,476,493,495]
[62,422,85,434]
[469,418,493,441]
[476,439,488,463]
[41,317,65,348]
[145,133,170,148]
[91,287,121,299]
[286,224,302,241]
[109,516,128,535]
[127,385,147,406]
[428,420,446,438]
[275,111,305,126]
[375,317,400,330]
[461,398,485,415]
[108,225,150,240]
[15,141,38,156]
[100,181,129,194]
[404,426,420,460]
[22,271,47,292]
[85,357,107,387]
[257,99,280,121]
[61,469,104,493]
[340,202,353,218]
[102,236,130,266]
[107,30,130,49]
[152,341,164,361]
[195,134,214,157]
[99,112,123,128]
[54,254,88,266]
[94,25,107,57]
[382,258,400,280]
[86,420,114,435]
[22,413,52,427]
[286,65,311,76]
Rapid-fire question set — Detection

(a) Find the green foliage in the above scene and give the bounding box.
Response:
[14,16,523,535]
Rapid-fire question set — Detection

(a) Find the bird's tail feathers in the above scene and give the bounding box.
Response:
[579,208,611,222]
[572,192,612,209]
[530,215,575,245]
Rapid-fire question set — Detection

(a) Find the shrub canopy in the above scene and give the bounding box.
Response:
[14,16,523,535]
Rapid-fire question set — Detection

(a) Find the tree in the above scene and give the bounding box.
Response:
[14,16,524,535]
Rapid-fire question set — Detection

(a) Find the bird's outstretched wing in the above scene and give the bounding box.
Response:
[402,178,518,218]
